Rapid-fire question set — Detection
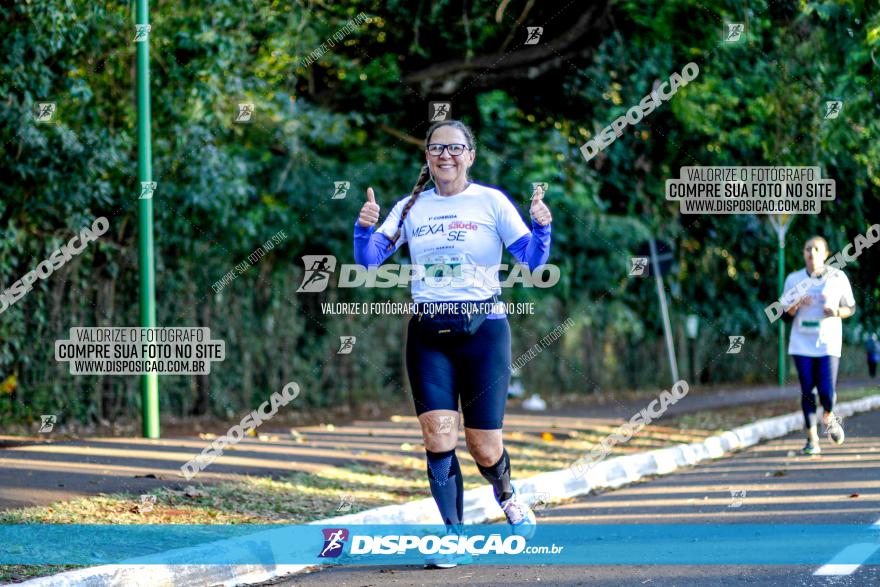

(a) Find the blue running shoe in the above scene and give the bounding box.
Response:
[499,491,537,539]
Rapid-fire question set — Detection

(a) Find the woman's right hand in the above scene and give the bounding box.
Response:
[787,297,805,315]
[358,187,380,228]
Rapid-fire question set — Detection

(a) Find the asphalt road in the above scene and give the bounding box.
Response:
[0,380,872,512]
[267,408,880,587]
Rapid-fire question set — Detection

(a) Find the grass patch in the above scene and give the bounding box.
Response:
[665,386,877,434]
[0,565,81,584]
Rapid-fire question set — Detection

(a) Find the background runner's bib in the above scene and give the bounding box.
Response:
[376,183,530,303]
[795,317,820,334]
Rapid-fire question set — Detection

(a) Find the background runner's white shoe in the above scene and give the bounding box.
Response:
[824,416,845,445]
[424,551,473,569]
[500,492,537,538]
[424,557,457,569]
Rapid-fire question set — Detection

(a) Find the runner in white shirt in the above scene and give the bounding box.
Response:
[353,119,552,568]
[782,236,856,455]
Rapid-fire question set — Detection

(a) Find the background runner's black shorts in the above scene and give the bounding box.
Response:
[405,316,511,430]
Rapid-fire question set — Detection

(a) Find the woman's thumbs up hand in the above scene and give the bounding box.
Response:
[358,187,381,228]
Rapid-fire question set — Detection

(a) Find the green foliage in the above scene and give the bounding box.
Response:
[1,0,878,426]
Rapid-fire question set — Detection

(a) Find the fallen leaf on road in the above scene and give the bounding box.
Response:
[849,493,860,498]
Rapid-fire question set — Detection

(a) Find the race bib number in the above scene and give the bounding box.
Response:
[422,254,464,283]
[796,318,821,334]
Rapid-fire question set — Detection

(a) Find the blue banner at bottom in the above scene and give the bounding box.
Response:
[0,524,878,565]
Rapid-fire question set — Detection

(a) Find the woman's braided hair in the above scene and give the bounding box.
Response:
[385,119,476,251]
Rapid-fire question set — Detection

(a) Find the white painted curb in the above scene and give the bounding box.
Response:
[17,393,880,587]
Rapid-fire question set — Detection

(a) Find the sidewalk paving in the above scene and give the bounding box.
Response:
[0,379,874,512]
[509,378,874,419]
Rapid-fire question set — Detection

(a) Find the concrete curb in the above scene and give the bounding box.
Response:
[16,393,880,587]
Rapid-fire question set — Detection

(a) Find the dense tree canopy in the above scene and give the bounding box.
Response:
[1,0,878,427]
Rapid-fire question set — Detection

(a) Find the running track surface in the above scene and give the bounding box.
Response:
[268,408,880,587]
[0,380,872,512]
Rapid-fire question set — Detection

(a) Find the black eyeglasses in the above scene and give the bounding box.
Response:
[426,143,470,157]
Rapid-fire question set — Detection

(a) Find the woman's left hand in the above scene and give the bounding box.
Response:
[529,185,552,226]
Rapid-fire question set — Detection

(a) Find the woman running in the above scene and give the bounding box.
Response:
[782,236,855,455]
[353,119,552,567]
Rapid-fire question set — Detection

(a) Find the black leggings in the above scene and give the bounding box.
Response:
[406,316,511,430]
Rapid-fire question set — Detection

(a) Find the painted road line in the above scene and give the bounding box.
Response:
[813,517,880,576]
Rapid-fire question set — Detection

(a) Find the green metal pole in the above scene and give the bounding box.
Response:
[136,0,160,438]
[777,233,785,387]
